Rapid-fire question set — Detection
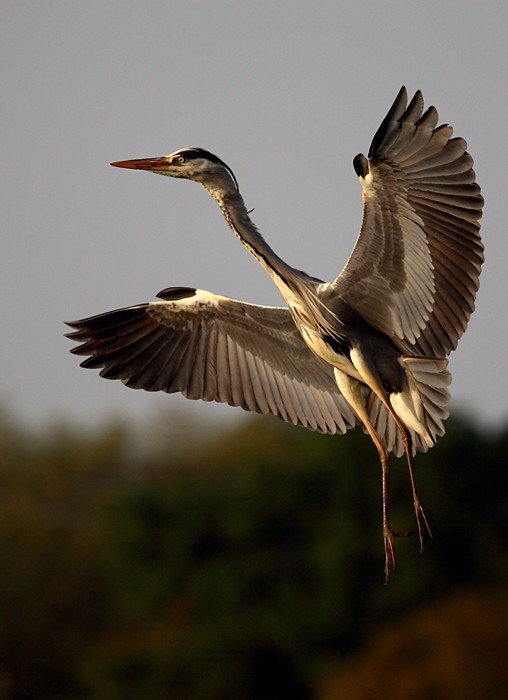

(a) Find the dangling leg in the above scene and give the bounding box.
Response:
[348,349,432,552]
[380,438,397,583]
[384,409,432,550]
[365,382,432,549]
[334,369,398,582]
[407,453,433,550]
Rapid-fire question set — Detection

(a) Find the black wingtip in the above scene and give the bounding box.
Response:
[368,86,409,158]
[353,153,369,178]
[400,89,424,123]
[394,85,408,105]
[64,329,84,340]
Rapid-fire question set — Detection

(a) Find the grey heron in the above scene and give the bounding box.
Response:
[66,88,483,581]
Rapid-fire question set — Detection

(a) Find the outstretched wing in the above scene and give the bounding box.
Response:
[332,87,484,355]
[66,286,357,435]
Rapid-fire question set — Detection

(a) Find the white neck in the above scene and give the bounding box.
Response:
[202,177,310,297]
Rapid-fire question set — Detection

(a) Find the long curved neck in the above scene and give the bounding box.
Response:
[202,179,307,296]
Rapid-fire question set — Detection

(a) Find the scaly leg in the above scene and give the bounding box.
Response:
[403,433,433,550]
[334,369,398,582]
[384,407,433,551]
[380,443,397,583]
[347,350,433,552]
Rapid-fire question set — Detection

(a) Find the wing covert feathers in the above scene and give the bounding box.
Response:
[65,290,357,436]
[336,87,483,356]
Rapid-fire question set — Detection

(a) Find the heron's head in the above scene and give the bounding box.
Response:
[111,147,239,193]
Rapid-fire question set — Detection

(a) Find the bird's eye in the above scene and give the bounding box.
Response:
[177,156,185,164]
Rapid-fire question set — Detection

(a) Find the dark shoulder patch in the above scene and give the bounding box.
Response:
[323,334,351,359]
[156,286,197,301]
[353,153,369,178]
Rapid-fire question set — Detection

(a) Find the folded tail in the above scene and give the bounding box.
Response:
[365,356,451,457]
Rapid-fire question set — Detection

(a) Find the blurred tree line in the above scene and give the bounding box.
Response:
[0,405,506,699]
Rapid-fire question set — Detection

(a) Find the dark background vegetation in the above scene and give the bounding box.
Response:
[0,407,506,699]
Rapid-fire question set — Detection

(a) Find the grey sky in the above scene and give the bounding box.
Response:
[2,1,507,431]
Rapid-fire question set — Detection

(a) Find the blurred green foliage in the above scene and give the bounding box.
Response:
[0,406,506,699]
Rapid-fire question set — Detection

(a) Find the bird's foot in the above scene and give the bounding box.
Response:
[383,529,397,584]
[414,500,433,551]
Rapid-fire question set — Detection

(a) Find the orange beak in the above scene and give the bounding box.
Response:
[110,157,170,171]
